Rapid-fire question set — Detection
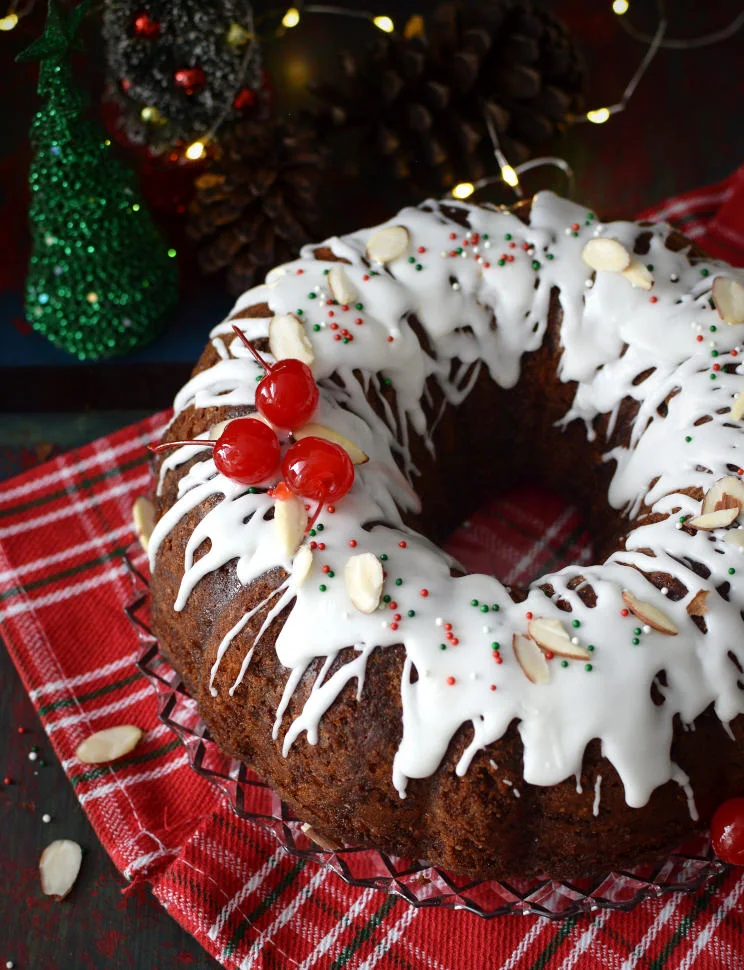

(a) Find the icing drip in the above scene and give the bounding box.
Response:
[150,191,744,810]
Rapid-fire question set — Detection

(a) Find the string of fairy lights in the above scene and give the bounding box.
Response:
[2,0,743,189]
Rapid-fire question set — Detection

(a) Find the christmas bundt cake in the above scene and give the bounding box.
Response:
[148,192,744,879]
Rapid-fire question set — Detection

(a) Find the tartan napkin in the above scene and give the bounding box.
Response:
[3,169,744,969]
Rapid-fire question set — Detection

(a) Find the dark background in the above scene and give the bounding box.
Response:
[1,1,743,967]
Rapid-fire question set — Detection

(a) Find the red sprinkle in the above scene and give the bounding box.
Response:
[483,262,490,269]
[326,299,334,306]
[451,637,459,645]
[649,296,658,304]
[399,540,407,548]
[509,242,516,249]
[490,684,497,691]
[17,727,25,735]
[472,233,480,244]
[3,777,11,785]
[733,349,739,357]
[354,317,363,325]
[420,588,429,597]
[493,654,503,665]
[450,250,458,258]
[387,336,394,342]
[522,243,530,251]
[446,676,456,686]
[349,539,357,547]
[322,565,330,574]
[713,363,721,372]
[327,505,335,513]
[362,274,370,281]
[696,335,704,342]
[296,269,304,275]
[394,614,401,621]
[389,601,398,610]
[449,232,457,240]
[444,623,453,631]
[525,611,533,620]
[571,223,580,231]
[390,622,399,631]
[506,255,514,262]
[310,541,317,550]
[739,469,744,476]
[328,310,335,317]
[341,304,349,312]
[333,334,341,341]
[330,322,339,330]
[317,542,326,551]
[417,246,426,253]
[621,608,629,617]
[545,651,554,660]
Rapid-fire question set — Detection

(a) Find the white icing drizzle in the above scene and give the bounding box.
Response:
[149,192,744,811]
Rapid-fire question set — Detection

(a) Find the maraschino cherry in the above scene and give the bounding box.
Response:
[150,417,280,486]
[282,436,355,526]
[711,797,744,864]
[232,325,319,430]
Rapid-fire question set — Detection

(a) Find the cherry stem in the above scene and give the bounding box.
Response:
[149,439,216,454]
[232,325,272,372]
[306,491,327,532]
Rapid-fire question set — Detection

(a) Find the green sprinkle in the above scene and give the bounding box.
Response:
[633,627,642,635]
[546,253,554,260]
[380,554,388,561]
[296,308,304,316]
[647,264,654,271]
[313,324,321,332]
[309,529,316,537]
[440,643,447,650]
[561,660,569,668]
[491,604,500,612]
[470,599,479,607]
[531,260,541,271]
[370,270,379,276]
[710,373,717,380]
[383,378,392,387]
[712,349,719,357]
[701,268,710,277]
[248,487,257,494]
[408,256,416,263]
[355,302,364,310]
[584,663,593,672]
[710,325,717,332]
[679,515,687,523]
[685,435,693,443]
[316,524,324,532]
[729,567,736,575]
[342,337,349,344]
[383,595,391,604]
[480,604,489,613]
[587,644,595,652]
[587,211,595,219]
[319,584,327,592]
[415,264,423,271]
[504,233,512,240]
[482,233,489,240]
[572,231,579,237]
[491,642,500,651]
[327,570,335,578]
[408,610,415,617]
[571,619,580,628]
[395,578,403,586]
[255,375,262,381]
[632,637,640,645]
[498,258,506,266]
[308,292,317,299]
[323,268,329,275]
[455,248,463,255]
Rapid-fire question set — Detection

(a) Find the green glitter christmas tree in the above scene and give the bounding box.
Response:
[19,0,178,360]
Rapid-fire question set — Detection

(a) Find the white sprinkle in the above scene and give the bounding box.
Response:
[380,621,388,629]
[482,626,491,634]
[642,624,651,634]
[671,273,679,282]
[440,251,447,258]
[661,587,669,595]
[435,617,443,626]
[42,814,51,824]
[502,778,513,786]
[676,522,683,530]
[470,672,478,680]
[460,252,468,259]
[451,282,461,291]
[6,961,14,969]
[513,788,521,798]
[571,636,580,645]
[209,687,217,697]
[489,759,498,770]
[28,751,38,762]
[565,228,573,235]
[584,279,594,289]
[483,240,491,249]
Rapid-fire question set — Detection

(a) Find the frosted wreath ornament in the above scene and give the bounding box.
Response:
[150,324,358,531]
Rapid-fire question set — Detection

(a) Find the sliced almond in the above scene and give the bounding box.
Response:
[365,225,409,264]
[701,476,744,518]
[328,265,357,304]
[621,590,677,635]
[725,530,744,548]
[268,313,315,367]
[292,545,313,588]
[75,725,143,765]
[301,822,340,851]
[712,276,744,325]
[581,238,631,273]
[687,507,739,531]
[528,617,591,661]
[293,423,368,465]
[730,391,744,422]
[132,497,154,554]
[274,493,308,557]
[687,590,710,617]
[621,260,654,291]
[39,840,83,900]
[344,552,384,614]
[512,634,550,685]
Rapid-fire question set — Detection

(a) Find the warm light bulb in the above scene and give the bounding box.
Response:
[501,165,519,188]
[586,107,611,124]
[373,15,395,33]
[0,12,18,29]
[185,140,206,160]
[452,182,475,200]
[282,7,300,28]
[612,0,629,14]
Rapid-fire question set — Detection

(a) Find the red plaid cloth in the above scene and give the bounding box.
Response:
[3,170,744,969]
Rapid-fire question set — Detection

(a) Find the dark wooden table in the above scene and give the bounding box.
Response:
[2,1,744,967]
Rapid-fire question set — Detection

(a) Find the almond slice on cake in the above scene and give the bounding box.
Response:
[621,590,678,635]
[292,545,314,588]
[512,633,550,684]
[686,590,710,617]
[730,391,744,422]
[274,492,308,556]
[344,552,384,614]
[701,476,744,518]
[365,225,409,264]
[75,725,143,764]
[621,260,654,291]
[269,313,315,367]
[527,617,591,660]
[581,238,631,273]
[687,507,739,531]
[293,423,368,465]
[328,265,357,304]
[712,277,744,325]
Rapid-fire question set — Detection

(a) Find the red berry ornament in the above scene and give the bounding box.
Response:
[256,359,319,429]
[133,11,161,38]
[213,418,280,485]
[711,797,744,864]
[174,67,206,95]
[282,437,354,502]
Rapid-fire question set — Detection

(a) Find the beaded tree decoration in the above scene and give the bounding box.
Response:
[19,0,178,360]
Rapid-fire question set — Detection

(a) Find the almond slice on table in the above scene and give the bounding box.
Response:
[274,493,308,556]
[621,590,678,635]
[344,552,384,614]
[268,313,315,367]
[75,725,143,765]
[365,225,409,264]
[131,497,154,553]
[301,822,341,851]
[712,277,744,325]
[621,259,654,290]
[527,617,591,660]
[687,590,710,617]
[328,265,357,304]
[512,634,550,684]
[581,238,631,273]
[292,545,314,588]
[701,475,744,517]
[39,840,83,900]
[293,423,369,465]
[687,506,739,531]
[730,391,744,422]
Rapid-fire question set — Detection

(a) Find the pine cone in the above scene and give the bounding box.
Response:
[312,0,585,192]
[188,117,326,295]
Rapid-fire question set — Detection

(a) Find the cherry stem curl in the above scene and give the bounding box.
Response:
[306,490,327,531]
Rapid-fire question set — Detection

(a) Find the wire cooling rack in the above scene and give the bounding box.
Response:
[125,543,725,919]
